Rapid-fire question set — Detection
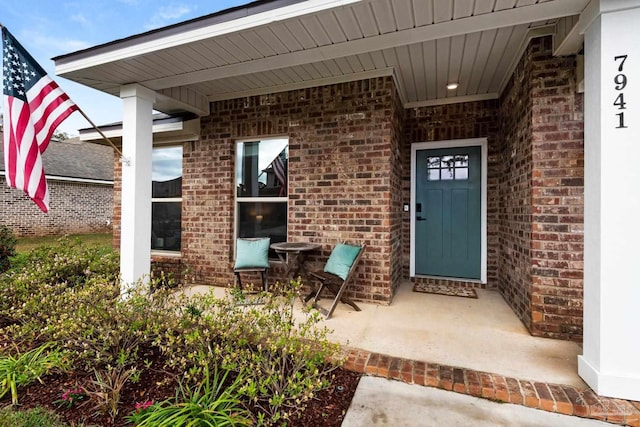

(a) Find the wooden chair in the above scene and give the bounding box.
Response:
[233,237,270,292]
[305,243,366,319]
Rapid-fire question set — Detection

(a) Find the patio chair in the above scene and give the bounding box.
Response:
[306,242,366,319]
[233,237,270,292]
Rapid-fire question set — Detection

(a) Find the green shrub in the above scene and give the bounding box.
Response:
[0,225,17,273]
[0,406,68,427]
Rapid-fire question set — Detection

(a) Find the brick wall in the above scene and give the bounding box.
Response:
[1,177,113,237]
[171,77,400,302]
[498,36,584,341]
[403,100,501,290]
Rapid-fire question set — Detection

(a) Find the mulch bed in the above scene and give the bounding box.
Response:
[14,354,361,426]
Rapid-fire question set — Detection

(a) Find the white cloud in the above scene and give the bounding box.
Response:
[69,13,90,27]
[144,4,193,30]
[22,29,90,57]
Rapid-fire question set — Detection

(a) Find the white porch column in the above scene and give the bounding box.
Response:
[119,84,155,293]
[579,0,640,400]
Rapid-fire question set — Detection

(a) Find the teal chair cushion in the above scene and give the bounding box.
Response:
[324,243,362,280]
[234,238,271,269]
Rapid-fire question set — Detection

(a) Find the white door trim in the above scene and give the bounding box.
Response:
[410,138,488,283]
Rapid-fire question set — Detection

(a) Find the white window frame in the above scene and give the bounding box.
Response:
[150,145,183,257]
[234,137,289,259]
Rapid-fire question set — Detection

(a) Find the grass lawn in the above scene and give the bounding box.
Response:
[15,233,112,254]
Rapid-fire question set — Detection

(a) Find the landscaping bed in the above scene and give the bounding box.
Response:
[0,237,361,426]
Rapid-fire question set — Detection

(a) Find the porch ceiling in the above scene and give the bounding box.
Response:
[54,0,589,115]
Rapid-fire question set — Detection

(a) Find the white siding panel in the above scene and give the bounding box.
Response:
[316,12,348,44]
[369,50,388,69]
[216,37,252,62]
[408,43,426,101]
[392,0,415,30]
[453,0,476,19]
[253,27,290,54]
[241,31,278,57]
[436,37,451,99]
[284,21,317,49]
[433,0,453,23]
[270,23,304,52]
[334,8,365,40]
[312,61,333,78]
[456,32,482,96]
[345,55,365,73]
[352,3,380,37]
[422,40,437,99]
[394,45,417,99]
[334,57,354,75]
[494,0,517,11]
[466,30,497,94]
[473,0,496,15]
[477,26,512,94]
[226,34,264,60]
[300,63,323,80]
[447,35,465,96]
[412,0,433,26]
[489,24,529,90]
[371,1,396,33]
[208,40,242,64]
[298,15,332,47]
[357,53,376,70]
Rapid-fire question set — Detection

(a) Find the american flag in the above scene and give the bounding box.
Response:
[271,150,287,196]
[2,26,78,212]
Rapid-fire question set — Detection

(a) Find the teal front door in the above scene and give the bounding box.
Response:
[415,146,481,279]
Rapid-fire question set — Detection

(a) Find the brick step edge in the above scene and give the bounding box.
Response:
[342,348,640,426]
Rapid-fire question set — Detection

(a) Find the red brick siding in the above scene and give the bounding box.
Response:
[499,36,584,341]
[402,100,501,290]
[529,37,584,340]
[179,77,401,303]
[1,177,113,237]
[498,38,534,330]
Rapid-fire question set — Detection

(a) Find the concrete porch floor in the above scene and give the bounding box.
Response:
[314,281,585,389]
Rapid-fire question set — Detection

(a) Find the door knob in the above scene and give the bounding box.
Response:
[416,216,426,221]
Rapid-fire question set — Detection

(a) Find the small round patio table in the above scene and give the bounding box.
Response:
[270,241,321,283]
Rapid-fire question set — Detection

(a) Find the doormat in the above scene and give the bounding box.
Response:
[412,283,478,299]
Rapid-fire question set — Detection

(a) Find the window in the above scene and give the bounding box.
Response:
[426,155,469,181]
[236,138,288,254]
[151,146,182,252]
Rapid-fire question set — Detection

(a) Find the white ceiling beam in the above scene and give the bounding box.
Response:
[142,0,589,91]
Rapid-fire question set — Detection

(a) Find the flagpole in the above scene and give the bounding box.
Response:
[76,108,131,166]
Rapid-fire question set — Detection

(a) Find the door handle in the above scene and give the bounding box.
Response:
[416,216,427,221]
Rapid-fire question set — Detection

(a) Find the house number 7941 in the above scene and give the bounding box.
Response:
[614,55,628,129]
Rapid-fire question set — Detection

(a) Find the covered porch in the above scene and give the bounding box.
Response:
[55,0,640,401]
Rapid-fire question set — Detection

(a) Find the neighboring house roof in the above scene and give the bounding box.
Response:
[0,132,114,182]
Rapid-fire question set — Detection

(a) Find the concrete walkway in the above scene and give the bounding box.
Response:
[343,377,612,426]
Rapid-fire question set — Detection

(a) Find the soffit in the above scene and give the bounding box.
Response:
[55,0,589,112]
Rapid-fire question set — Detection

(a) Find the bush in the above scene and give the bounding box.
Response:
[153,281,343,425]
[0,242,344,425]
[0,225,17,273]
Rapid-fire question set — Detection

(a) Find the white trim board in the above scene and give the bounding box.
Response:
[410,138,488,284]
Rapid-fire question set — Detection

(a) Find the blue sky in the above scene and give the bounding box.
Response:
[1,0,249,135]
